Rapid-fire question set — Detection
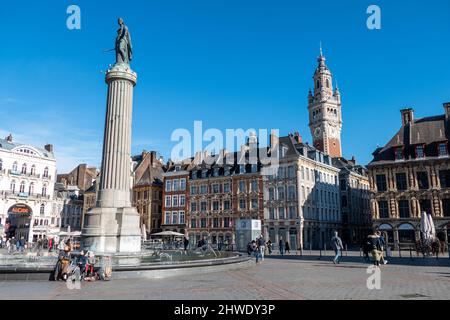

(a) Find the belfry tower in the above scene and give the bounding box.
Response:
[308,45,343,158]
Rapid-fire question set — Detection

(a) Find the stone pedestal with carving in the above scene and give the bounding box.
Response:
[82,63,141,254]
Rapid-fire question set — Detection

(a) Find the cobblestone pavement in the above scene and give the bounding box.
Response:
[1,255,449,300]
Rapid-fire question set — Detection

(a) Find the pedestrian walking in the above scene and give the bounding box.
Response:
[368,229,382,267]
[183,237,189,251]
[258,235,266,261]
[285,241,290,255]
[331,231,344,264]
[376,231,388,265]
[267,240,272,255]
[279,237,284,255]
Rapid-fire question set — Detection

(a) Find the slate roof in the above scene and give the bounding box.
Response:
[0,137,55,159]
[370,113,449,165]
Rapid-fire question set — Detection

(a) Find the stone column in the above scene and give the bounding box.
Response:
[82,63,141,254]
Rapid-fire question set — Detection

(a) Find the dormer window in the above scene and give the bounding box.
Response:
[175,166,181,172]
[202,170,207,178]
[395,148,403,161]
[416,145,425,159]
[239,165,245,174]
[439,143,448,157]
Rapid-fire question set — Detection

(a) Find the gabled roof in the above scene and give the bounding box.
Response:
[371,112,449,164]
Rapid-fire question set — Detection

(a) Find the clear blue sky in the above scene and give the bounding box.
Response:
[1,0,449,172]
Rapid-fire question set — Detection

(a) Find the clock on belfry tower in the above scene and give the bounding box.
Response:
[308,45,343,158]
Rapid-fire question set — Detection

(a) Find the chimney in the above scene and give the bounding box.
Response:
[350,156,356,165]
[150,151,157,167]
[44,144,54,153]
[158,156,164,164]
[444,102,450,120]
[400,108,414,126]
[293,132,302,144]
[5,134,13,143]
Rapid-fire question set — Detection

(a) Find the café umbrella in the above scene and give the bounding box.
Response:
[420,211,431,241]
[426,213,436,240]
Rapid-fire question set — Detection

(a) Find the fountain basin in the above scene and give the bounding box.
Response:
[0,251,252,281]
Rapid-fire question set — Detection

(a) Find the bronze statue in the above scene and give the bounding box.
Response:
[115,18,133,65]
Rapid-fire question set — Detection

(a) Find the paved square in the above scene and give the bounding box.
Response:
[1,255,449,300]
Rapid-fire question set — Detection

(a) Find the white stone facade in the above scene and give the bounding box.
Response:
[263,136,341,250]
[0,137,60,242]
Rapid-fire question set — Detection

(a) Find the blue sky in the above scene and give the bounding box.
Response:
[1,0,449,172]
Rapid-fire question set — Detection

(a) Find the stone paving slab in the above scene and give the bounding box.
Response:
[1,256,449,300]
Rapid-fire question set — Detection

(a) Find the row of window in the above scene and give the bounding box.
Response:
[191,164,259,180]
[190,180,259,195]
[190,198,259,212]
[9,180,48,196]
[376,170,450,192]
[394,143,448,160]
[165,178,187,192]
[377,198,450,218]
[268,206,298,220]
[164,195,186,208]
[190,217,231,229]
[164,211,186,225]
[268,185,297,200]
[0,160,50,177]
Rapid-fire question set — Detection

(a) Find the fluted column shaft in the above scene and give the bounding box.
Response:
[97,65,137,209]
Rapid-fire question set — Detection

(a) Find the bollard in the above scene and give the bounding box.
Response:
[399,247,402,258]
[346,244,348,257]
[310,244,312,256]
[319,248,322,259]
[324,243,327,256]
[360,246,362,257]
[409,246,412,259]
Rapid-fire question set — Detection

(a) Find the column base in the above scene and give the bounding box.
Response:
[82,207,142,254]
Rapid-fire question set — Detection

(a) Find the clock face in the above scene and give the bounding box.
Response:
[314,127,321,138]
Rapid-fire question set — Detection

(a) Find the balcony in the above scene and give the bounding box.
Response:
[0,190,51,200]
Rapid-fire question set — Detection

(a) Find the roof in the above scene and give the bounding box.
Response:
[370,112,449,165]
[0,137,55,160]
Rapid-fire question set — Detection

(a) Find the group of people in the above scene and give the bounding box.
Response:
[1,237,27,253]
[247,235,267,264]
[363,229,389,267]
[277,237,291,255]
[51,239,99,282]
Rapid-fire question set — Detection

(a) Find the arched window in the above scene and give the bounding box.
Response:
[316,80,320,89]
[326,79,330,88]
[40,204,45,215]
[31,165,36,176]
[29,183,35,195]
[12,162,18,172]
[43,167,49,178]
[21,163,27,174]
[42,184,47,196]
[19,181,26,193]
[10,180,16,193]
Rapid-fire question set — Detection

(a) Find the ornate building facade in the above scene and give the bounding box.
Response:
[369,106,450,247]
[132,151,164,236]
[263,133,341,250]
[0,135,60,242]
[186,137,265,247]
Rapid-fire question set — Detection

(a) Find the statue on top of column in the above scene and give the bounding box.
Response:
[115,18,133,65]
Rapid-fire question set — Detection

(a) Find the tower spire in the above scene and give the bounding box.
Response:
[320,41,323,57]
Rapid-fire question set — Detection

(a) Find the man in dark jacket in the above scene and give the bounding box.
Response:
[279,237,284,255]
